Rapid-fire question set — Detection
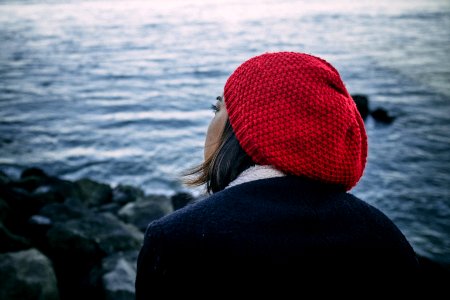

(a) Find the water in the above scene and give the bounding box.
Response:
[0,0,449,264]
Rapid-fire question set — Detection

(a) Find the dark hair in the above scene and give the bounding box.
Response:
[183,118,255,194]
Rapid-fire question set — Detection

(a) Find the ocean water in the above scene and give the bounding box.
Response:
[0,0,449,264]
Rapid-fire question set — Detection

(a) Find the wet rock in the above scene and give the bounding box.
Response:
[46,212,143,300]
[21,167,48,179]
[38,202,89,223]
[370,107,396,124]
[1,166,450,299]
[0,248,59,300]
[351,94,395,124]
[112,184,145,204]
[75,178,113,208]
[93,202,123,215]
[101,251,139,300]
[21,177,84,209]
[14,167,50,192]
[47,212,143,260]
[351,94,370,120]
[117,194,173,232]
[27,214,55,253]
[0,185,51,236]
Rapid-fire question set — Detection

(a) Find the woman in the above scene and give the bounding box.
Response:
[135,52,420,297]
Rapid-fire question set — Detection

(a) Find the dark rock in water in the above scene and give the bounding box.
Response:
[13,176,48,193]
[371,107,396,124]
[351,94,370,120]
[15,167,50,192]
[0,137,13,146]
[0,248,60,300]
[21,167,48,180]
[351,94,395,125]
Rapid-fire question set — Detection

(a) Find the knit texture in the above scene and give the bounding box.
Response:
[224,51,367,190]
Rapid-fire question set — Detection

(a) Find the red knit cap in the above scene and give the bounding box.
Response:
[224,51,367,190]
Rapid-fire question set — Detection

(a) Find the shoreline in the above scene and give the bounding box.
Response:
[1,167,449,299]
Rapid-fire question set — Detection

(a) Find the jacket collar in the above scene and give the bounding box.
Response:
[226,165,285,189]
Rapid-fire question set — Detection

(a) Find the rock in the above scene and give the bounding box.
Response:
[2,166,450,299]
[75,178,112,208]
[38,202,89,223]
[46,212,143,300]
[351,94,370,120]
[21,167,48,179]
[370,107,396,124]
[0,222,31,253]
[0,197,9,223]
[47,212,143,260]
[87,250,139,300]
[117,195,173,232]
[0,248,60,300]
[19,177,84,208]
[112,184,145,204]
[101,251,139,300]
[0,170,11,185]
[171,192,195,210]
[0,175,83,225]
[27,214,54,253]
[12,167,49,192]
[0,185,51,235]
[351,94,396,124]
[93,202,123,215]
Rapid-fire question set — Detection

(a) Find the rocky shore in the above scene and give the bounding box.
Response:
[0,167,195,300]
[1,167,449,299]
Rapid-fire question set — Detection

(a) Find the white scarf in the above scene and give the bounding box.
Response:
[226,165,285,189]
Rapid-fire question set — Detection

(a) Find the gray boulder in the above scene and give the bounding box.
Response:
[117,194,173,232]
[0,248,59,300]
[102,251,139,300]
[47,212,143,260]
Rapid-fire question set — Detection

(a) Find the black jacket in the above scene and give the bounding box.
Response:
[135,176,420,298]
